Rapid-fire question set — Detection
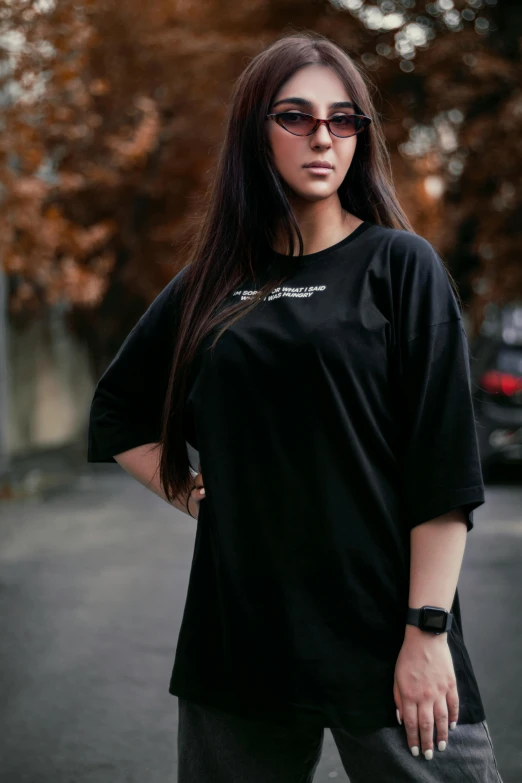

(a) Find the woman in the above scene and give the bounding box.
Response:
[88,32,503,783]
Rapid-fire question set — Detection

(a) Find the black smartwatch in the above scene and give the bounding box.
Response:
[406,605,453,635]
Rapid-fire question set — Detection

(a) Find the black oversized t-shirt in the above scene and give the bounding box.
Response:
[88,220,487,733]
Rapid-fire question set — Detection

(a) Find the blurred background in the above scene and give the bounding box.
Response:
[0,1,520,782]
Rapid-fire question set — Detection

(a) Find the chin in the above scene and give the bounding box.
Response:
[292,188,337,202]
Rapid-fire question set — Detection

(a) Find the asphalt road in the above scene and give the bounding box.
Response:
[1,463,520,783]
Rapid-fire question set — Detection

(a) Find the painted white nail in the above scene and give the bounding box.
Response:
[410,746,419,757]
[396,708,402,725]
[450,721,457,730]
[199,488,205,495]
[424,749,433,761]
[438,741,447,751]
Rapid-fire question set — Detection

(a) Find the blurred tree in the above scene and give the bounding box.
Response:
[0,0,519,370]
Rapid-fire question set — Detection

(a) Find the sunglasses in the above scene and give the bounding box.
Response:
[266,111,372,138]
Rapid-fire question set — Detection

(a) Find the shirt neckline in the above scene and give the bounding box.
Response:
[271,220,374,266]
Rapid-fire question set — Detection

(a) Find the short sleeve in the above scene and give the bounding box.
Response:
[87,266,187,463]
[391,234,485,532]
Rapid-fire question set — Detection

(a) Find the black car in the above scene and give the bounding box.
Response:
[468,302,522,478]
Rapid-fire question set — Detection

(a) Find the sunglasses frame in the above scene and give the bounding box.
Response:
[266,111,372,138]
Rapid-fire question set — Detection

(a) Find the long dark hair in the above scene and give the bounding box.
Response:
[158,30,458,504]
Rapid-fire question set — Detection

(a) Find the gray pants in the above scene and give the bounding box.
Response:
[177,697,504,783]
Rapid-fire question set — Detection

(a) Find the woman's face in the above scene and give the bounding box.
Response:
[266,64,358,204]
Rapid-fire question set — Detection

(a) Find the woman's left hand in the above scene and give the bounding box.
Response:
[393,626,459,760]
[187,462,205,519]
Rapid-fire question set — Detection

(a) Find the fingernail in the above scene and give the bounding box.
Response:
[396,708,402,725]
[424,749,433,761]
[450,721,457,730]
[438,741,447,751]
[410,746,419,757]
[199,488,205,495]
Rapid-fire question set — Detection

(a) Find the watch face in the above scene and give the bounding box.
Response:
[422,608,446,631]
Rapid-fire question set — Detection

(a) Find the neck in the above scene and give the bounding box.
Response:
[272,196,361,256]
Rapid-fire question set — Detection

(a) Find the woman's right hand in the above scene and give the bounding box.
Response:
[187,463,205,519]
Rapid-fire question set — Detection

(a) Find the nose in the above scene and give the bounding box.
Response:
[311,121,332,148]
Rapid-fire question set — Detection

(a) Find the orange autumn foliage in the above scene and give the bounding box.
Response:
[0,0,519,361]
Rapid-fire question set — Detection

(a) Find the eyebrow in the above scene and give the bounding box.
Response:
[271,97,355,111]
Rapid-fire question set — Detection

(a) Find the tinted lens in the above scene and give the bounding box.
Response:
[330,115,362,137]
[278,112,316,135]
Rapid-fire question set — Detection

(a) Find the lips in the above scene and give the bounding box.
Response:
[304,161,332,169]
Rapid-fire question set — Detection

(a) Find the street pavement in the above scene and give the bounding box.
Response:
[0,462,521,783]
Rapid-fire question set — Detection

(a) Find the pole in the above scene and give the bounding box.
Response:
[0,262,11,485]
